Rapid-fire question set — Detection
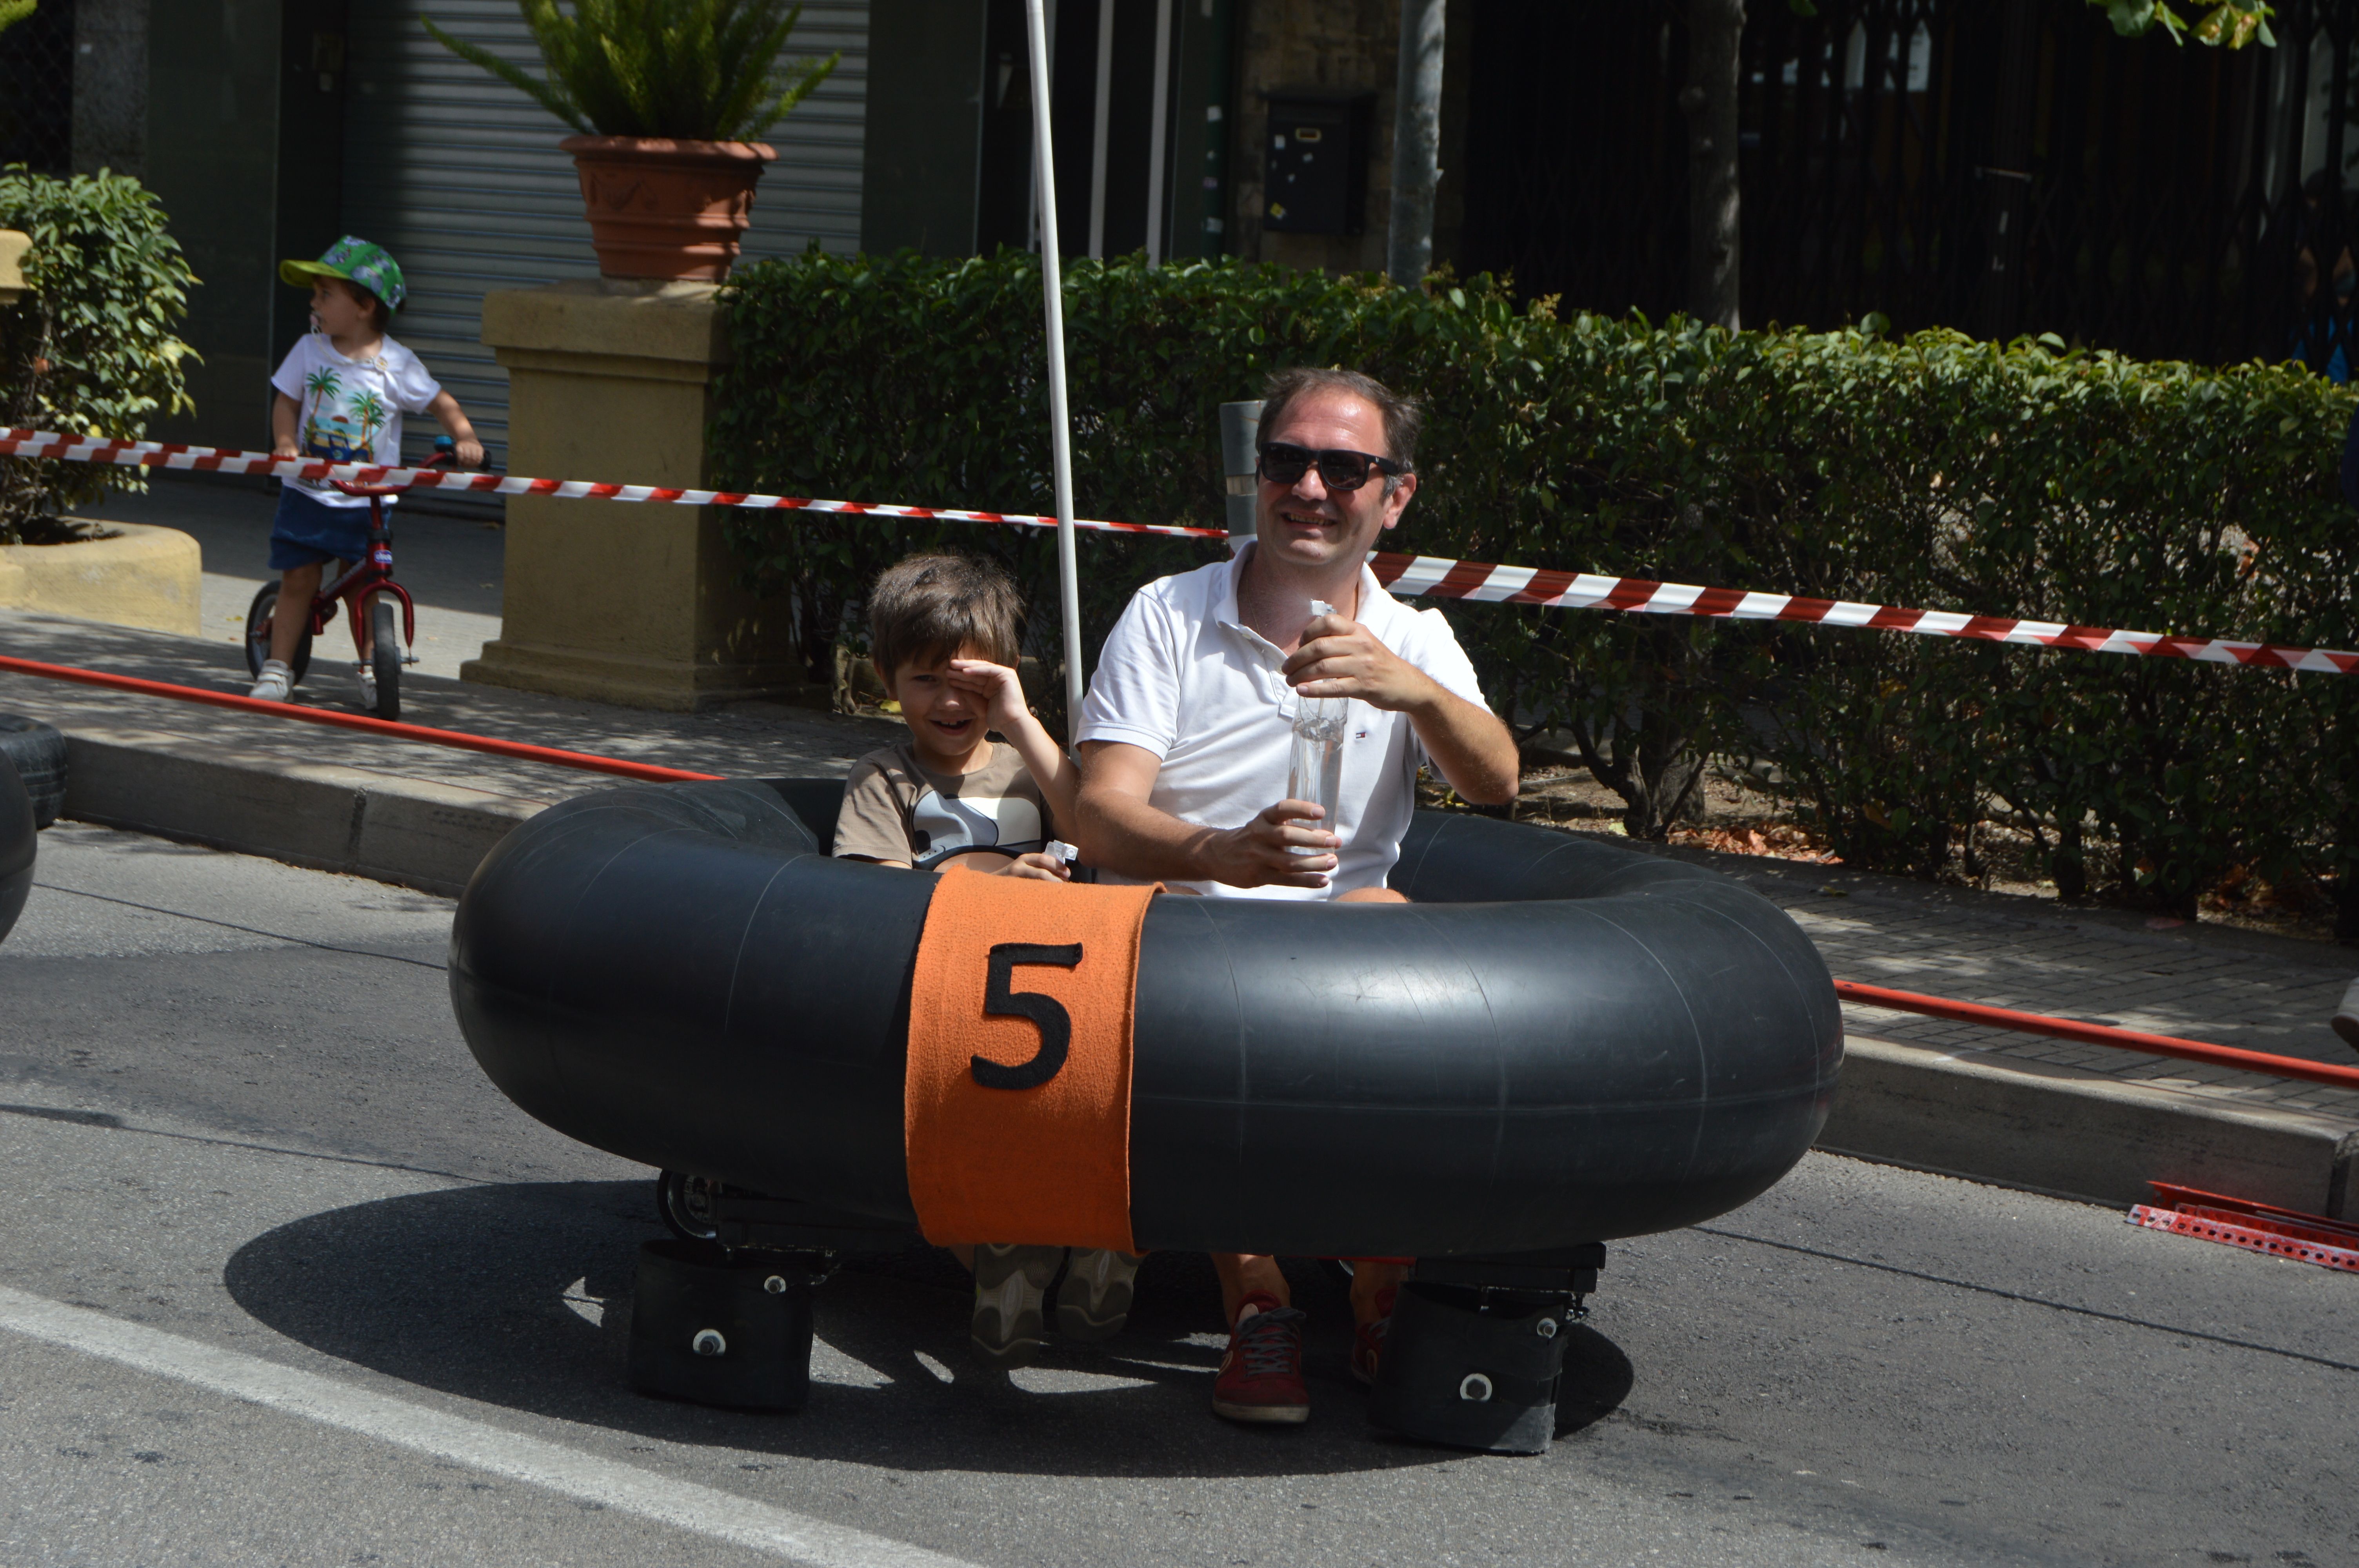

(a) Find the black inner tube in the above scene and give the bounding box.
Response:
[449,780,1841,1258]
[0,751,31,944]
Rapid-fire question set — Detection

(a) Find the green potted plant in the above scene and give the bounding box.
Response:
[0,166,203,635]
[425,0,839,282]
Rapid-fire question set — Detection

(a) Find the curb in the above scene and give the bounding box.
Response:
[1823,1036,2357,1220]
[59,728,546,898]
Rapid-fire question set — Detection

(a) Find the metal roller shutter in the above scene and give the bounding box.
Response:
[341,0,870,475]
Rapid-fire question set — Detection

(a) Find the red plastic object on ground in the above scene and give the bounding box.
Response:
[2126,1182,2359,1274]
[1833,978,2359,1092]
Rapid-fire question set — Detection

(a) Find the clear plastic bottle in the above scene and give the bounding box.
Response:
[1287,600,1347,855]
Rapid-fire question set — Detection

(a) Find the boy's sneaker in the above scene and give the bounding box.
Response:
[1211,1292,1309,1425]
[970,1243,1063,1369]
[1056,1248,1143,1341]
[356,664,377,713]
[247,661,293,702]
[1350,1285,1398,1387]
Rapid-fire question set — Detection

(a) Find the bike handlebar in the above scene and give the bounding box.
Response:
[331,440,473,499]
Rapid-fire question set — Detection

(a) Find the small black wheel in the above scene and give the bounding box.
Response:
[0,715,66,829]
[245,581,311,684]
[369,597,402,722]
[656,1171,722,1242]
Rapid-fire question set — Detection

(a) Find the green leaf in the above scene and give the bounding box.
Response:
[425,0,836,140]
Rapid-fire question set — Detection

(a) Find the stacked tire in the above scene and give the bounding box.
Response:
[0,744,33,944]
[0,715,65,829]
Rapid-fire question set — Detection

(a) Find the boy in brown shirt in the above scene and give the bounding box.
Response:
[832,554,1140,1365]
[832,553,1074,879]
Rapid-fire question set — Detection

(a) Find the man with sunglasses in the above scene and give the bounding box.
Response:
[1070,366,1520,1428]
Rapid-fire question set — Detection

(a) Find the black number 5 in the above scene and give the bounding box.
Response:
[972,942,1083,1090]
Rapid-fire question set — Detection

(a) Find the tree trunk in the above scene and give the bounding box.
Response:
[1680,0,1745,329]
[1387,0,1447,285]
[1570,619,1717,842]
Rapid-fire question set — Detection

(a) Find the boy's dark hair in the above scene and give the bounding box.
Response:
[332,277,392,334]
[1256,366,1423,484]
[869,553,1023,675]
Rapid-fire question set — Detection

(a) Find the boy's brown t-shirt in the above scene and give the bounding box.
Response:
[831,740,1051,869]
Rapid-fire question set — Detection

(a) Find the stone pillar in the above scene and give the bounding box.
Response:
[464,279,813,711]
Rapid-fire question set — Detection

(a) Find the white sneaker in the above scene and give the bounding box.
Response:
[356,664,377,713]
[247,660,293,702]
[2333,977,2359,1052]
[1056,1248,1144,1341]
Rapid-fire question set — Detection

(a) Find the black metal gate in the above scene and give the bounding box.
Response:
[0,0,75,177]
[1458,0,2359,371]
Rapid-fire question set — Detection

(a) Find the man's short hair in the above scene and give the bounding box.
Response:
[868,553,1023,673]
[1256,366,1424,481]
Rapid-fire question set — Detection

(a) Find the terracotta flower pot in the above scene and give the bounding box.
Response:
[559,136,778,283]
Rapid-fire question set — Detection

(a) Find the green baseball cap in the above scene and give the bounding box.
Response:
[280,235,407,311]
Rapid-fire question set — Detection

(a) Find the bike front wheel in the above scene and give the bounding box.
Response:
[370,597,402,722]
[245,581,312,684]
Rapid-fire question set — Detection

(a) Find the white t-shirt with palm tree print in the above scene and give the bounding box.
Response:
[269,332,442,509]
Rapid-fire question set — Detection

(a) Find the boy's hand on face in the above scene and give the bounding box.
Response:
[994,851,1072,882]
[945,659,1030,732]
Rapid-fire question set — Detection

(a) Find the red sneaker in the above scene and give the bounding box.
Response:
[1350,1285,1398,1387]
[1212,1293,1310,1425]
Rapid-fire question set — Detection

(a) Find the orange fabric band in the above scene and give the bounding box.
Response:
[903,867,1158,1251]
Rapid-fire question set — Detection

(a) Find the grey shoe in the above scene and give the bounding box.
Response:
[2333,978,2359,1053]
[1056,1248,1144,1341]
[971,1243,1064,1368]
[356,664,377,714]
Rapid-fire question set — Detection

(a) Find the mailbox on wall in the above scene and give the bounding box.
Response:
[1262,93,1372,236]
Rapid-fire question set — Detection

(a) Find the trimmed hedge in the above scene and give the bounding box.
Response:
[711,250,2359,928]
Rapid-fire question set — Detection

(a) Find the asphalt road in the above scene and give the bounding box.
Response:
[0,824,2350,1567]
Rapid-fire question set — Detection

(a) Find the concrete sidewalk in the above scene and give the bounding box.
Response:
[0,607,898,891]
[4,606,2354,1221]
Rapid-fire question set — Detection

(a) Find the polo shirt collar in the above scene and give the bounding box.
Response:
[1214,543,1407,646]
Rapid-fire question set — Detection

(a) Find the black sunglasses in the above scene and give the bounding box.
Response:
[1256,441,1405,492]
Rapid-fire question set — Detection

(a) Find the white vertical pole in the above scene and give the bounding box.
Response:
[1025,0,1087,728]
[1087,0,1115,259]
[1144,0,1174,265]
[1027,0,1058,254]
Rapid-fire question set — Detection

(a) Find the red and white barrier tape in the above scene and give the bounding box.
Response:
[1369,553,2359,676]
[15,424,2355,674]
[0,427,1227,541]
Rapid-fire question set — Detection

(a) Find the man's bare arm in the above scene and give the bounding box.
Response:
[1399,684,1519,805]
[1284,617,1520,805]
[1073,740,1338,889]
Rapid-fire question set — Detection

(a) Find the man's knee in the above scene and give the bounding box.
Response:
[1334,886,1409,905]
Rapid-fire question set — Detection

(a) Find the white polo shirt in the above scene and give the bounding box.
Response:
[1075,548,1488,899]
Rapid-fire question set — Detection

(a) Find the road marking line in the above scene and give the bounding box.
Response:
[0,1285,980,1568]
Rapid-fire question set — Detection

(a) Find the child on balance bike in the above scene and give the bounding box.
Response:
[249,237,482,711]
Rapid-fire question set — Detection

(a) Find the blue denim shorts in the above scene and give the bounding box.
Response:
[268,486,374,570]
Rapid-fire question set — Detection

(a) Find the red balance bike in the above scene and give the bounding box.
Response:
[243,438,466,723]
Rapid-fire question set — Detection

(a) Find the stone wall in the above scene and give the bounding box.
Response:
[1227,0,1472,278]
